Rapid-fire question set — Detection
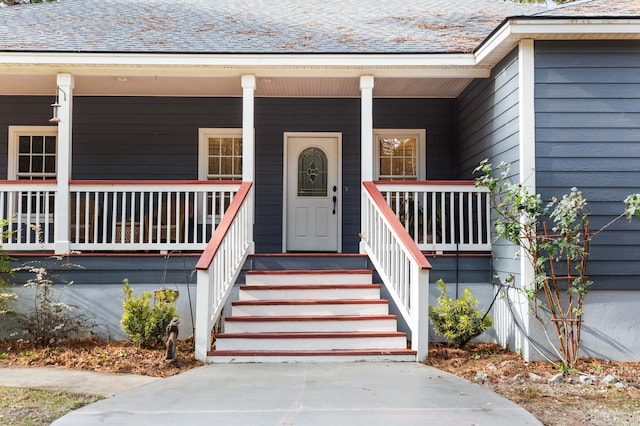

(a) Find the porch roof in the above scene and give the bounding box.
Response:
[0,0,543,55]
[0,0,639,99]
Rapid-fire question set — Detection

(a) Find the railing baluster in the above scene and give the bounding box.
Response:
[373,181,491,252]
[2,181,244,252]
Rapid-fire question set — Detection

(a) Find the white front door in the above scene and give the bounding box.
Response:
[284,133,341,252]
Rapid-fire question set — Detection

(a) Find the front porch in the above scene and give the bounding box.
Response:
[1,70,496,363]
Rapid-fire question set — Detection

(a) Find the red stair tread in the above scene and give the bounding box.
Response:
[240,284,381,290]
[246,269,372,275]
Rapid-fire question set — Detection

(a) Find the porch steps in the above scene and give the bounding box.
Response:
[207,259,416,363]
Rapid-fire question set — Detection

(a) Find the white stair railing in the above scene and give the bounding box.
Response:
[195,182,254,361]
[375,181,491,252]
[361,182,431,361]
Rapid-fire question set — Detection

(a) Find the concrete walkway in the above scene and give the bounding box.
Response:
[30,362,543,426]
[0,366,159,397]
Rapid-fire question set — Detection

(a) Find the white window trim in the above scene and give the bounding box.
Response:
[197,128,243,225]
[197,128,243,181]
[8,126,58,180]
[373,129,426,180]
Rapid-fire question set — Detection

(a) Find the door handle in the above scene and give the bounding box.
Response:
[332,195,337,215]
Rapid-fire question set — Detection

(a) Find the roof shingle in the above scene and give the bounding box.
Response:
[0,0,637,54]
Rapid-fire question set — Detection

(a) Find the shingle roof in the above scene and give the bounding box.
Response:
[534,0,640,17]
[0,0,637,54]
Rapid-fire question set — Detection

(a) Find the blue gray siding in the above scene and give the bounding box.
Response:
[456,48,521,286]
[253,98,361,253]
[73,97,242,180]
[0,96,53,176]
[1,96,456,254]
[252,98,457,253]
[535,40,640,290]
[375,99,457,180]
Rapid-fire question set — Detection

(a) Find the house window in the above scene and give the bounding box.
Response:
[7,126,57,217]
[198,129,243,222]
[8,126,57,180]
[374,129,426,180]
[198,128,243,181]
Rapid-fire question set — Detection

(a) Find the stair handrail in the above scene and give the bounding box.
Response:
[361,181,431,361]
[194,182,254,361]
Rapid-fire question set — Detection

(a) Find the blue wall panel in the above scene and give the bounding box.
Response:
[1,95,457,254]
[73,97,242,180]
[0,96,54,177]
[456,48,522,287]
[535,40,640,290]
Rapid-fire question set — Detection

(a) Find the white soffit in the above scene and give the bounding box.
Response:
[374,78,471,98]
[75,75,243,96]
[0,74,474,98]
[0,74,57,95]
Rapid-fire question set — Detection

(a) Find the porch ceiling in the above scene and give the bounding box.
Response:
[0,74,473,98]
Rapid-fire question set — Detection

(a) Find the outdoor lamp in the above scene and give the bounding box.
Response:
[49,86,66,123]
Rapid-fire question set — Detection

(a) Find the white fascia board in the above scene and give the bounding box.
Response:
[0,52,487,78]
[476,18,640,67]
[509,19,640,37]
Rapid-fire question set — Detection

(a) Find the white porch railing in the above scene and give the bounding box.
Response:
[361,181,431,361]
[0,181,57,250]
[195,182,254,361]
[375,181,491,252]
[0,180,242,252]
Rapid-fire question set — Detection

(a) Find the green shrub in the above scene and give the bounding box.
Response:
[120,279,178,348]
[429,279,492,348]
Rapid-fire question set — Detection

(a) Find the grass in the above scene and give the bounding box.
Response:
[0,386,103,425]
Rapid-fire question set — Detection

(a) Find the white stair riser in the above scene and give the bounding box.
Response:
[232,303,388,317]
[225,318,398,333]
[207,354,417,363]
[216,336,407,351]
[246,273,372,286]
[239,287,380,301]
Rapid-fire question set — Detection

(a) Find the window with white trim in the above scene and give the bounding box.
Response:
[198,128,243,181]
[8,126,57,180]
[7,126,58,217]
[374,129,426,180]
[198,128,243,223]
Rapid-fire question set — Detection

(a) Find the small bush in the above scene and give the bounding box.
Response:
[14,257,94,346]
[429,279,492,348]
[120,279,178,348]
[0,218,16,318]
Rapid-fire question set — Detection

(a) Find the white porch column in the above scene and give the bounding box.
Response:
[360,75,375,182]
[359,76,374,254]
[241,75,256,254]
[518,39,537,361]
[53,73,74,254]
[241,75,256,183]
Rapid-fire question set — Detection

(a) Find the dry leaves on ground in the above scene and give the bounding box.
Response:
[0,337,204,378]
[2,338,640,425]
[424,342,640,426]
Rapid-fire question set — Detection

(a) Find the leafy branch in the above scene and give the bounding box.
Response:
[474,160,640,368]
